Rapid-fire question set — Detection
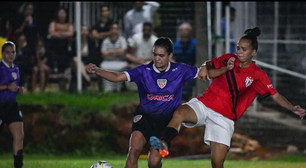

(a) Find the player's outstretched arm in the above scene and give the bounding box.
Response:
[271,93,306,119]
[198,57,235,82]
[86,63,127,82]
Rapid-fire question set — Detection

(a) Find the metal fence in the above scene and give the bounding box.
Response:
[60,1,306,108]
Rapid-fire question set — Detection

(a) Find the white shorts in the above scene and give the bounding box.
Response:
[182,98,234,148]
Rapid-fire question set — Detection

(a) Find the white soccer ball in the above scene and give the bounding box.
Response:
[90,160,113,168]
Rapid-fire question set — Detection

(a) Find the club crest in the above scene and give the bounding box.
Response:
[157,79,167,89]
[11,72,17,80]
[133,115,142,123]
[245,76,254,87]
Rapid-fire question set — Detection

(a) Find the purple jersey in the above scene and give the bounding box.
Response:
[124,62,199,117]
[0,61,20,103]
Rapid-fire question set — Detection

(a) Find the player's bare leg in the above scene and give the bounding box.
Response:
[150,104,198,157]
[168,104,198,131]
[125,130,146,168]
[147,146,162,168]
[210,141,228,168]
[9,122,24,168]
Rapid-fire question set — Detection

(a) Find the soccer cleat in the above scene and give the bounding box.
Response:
[150,136,169,157]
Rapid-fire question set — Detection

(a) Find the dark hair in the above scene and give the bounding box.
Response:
[241,27,261,51]
[53,7,69,23]
[19,2,35,14]
[100,4,109,9]
[2,41,16,53]
[143,22,153,28]
[222,6,236,17]
[154,37,174,55]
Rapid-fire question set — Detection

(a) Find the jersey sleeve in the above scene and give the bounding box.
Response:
[182,64,199,82]
[124,65,144,83]
[210,54,235,69]
[254,71,278,97]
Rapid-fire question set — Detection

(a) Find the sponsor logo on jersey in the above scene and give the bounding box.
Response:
[12,72,17,80]
[147,94,174,101]
[245,76,254,87]
[267,84,274,89]
[133,115,142,123]
[157,79,167,89]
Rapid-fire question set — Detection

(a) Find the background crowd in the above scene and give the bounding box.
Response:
[0,2,232,102]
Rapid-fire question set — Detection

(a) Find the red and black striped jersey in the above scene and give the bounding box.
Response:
[197,53,277,121]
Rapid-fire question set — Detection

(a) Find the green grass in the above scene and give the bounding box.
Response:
[17,91,139,114]
[0,154,305,168]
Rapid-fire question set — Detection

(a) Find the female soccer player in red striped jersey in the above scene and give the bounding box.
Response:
[150,27,306,168]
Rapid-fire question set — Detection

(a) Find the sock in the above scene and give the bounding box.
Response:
[160,127,178,149]
[14,149,23,168]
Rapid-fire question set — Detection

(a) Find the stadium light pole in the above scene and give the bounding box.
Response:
[75,2,82,92]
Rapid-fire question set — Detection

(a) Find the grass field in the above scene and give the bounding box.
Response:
[0,154,305,168]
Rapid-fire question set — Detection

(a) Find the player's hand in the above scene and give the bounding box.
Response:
[227,57,235,70]
[18,87,25,95]
[198,66,210,82]
[86,63,97,74]
[291,105,305,120]
[7,82,19,92]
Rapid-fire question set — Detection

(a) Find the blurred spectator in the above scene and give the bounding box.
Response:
[90,4,113,65]
[172,22,196,102]
[0,37,6,61]
[13,33,34,91]
[47,7,74,91]
[90,4,114,91]
[221,6,236,54]
[126,22,158,69]
[31,38,51,93]
[100,22,128,93]
[124,1,160,40]
[14,2,39,55]
[47,7,74,74]
[0,14,7,61]
[69,25,98,92]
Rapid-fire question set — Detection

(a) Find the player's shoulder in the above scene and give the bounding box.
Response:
[252,62,269,78]
[0,62,4,69]
[137,63,153,71]
[171,62,194,70]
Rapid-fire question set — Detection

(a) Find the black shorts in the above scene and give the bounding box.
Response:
[0,102,23,132]
[131,111,172,143]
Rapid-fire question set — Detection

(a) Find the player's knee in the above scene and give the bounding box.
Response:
[15,134,24,143]
[148,159,162,168]
[172,106,188,120]
[128,147,142,158]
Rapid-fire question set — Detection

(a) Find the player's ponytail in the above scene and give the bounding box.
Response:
[241,27,261,51]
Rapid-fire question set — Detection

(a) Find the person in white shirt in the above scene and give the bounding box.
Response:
[100,22,128,92]
[126,22,158,68]
[124,1,160,40]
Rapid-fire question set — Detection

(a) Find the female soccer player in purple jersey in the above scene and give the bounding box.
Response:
[150,27,306,168]
[0,41,25,168]
[86,37,232,168]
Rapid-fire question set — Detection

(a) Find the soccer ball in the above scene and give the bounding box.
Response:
[90,160,113,168]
